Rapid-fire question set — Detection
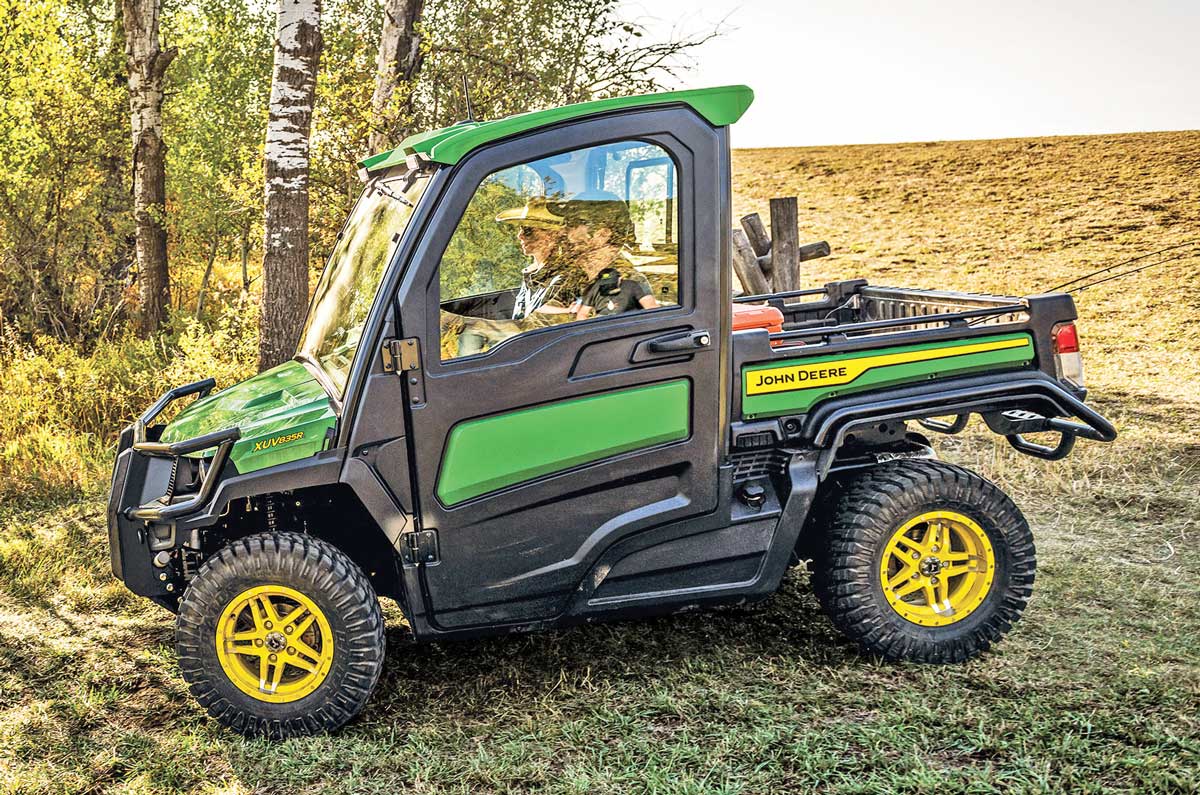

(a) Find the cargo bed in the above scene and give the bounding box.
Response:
[729,279,1114,460]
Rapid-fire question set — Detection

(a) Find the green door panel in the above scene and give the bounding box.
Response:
[160,359,336,473]
[741,333,1035,419]
[437,379,692,506]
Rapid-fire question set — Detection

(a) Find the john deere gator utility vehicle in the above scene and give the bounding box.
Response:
[107,85,1116,738]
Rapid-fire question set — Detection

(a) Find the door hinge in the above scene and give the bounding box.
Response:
[381,337,422,374]
[382,337,425,405]
[400,529,439,565]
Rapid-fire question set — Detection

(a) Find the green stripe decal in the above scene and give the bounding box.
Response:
[437,380,691,506]
[741,333,1034,419]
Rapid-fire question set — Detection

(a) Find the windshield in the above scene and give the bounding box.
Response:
[299,171,430,396]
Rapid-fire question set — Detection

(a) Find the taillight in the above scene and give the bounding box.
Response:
[1051,322,1084,387]
[1053,323,1079,354]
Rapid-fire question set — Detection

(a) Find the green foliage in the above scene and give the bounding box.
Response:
[163,0,274,314]
[0,303,257,504]
[405,0,706,139]
[0,0,707,346]
[0,0,132,340]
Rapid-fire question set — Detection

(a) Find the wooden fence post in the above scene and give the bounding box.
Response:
[732,229,771,296]
[769,197,800,292]
[740,213,771,257]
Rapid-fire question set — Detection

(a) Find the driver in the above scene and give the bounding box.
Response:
[452,196,581,357]
[557,193,659,319]
[494,197,583,322]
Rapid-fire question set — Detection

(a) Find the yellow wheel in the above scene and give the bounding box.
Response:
[176,533,385,739]
[215,585,335,703]
[812,460,1035,663]
[878,511,995,627]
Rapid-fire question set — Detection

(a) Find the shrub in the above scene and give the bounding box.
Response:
[0,304,258,505]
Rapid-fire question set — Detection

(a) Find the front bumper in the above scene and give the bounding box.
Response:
[107,379,239,597]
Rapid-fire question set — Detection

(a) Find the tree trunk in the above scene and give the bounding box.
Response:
[195,230,220,318]
[259,0,322,371]
[123,0,176,336]
[101,0,134,320]
[240,221,251,293]
[368,0,425,154]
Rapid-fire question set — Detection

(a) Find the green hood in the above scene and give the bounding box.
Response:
[160,359,336,473]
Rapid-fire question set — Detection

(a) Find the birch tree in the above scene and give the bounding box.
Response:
[123,0,176,335]
[260,0,322,370]
[368,0,425,153]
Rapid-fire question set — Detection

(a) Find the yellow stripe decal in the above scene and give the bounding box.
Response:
[744,337,1031,396]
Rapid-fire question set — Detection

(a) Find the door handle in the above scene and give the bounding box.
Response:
[647,330,712,354]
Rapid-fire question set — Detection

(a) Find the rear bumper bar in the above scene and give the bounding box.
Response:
[801,371,1116,469]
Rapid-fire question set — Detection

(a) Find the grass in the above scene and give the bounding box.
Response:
[2,131,1199,793]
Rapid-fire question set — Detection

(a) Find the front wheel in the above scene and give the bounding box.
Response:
[175,532,386,738]
[812,460,1035,663]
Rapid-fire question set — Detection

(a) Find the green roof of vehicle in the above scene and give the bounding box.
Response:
[359,84,754,172]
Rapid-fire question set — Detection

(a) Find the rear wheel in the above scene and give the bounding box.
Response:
[176,532,385,738]
[812,460,1035,662]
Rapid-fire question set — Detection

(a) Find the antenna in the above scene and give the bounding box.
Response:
[461,75,475,123]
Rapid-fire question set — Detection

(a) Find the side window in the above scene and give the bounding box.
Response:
[438,140,680,360]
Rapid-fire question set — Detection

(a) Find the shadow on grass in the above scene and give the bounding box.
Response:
[0,565,861,789]
[361,572,857,726]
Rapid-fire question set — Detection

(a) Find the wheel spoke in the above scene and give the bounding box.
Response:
[226,641,267,659]
[892,577,923,599]
[230,629,261,642]
[887,561,917,589]
[942,559,980,578]
[269,659,286,692]
[247,598,267,632]
[257,595,280,624]
[293,637,324,666]
[936,575,950,606]
[921,582,938,609]
[280,605,310,630]
[285,611,317,640]
[892,534,928,556]
[286,654,318,674]
[920,521,939,549]
[942,551,971,563]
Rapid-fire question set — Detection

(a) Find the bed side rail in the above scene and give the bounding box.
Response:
[859,286,1026,328]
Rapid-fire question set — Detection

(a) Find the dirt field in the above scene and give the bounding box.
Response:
[1,132,1197,793]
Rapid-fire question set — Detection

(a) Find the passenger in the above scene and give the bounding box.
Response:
[557,193,659,320]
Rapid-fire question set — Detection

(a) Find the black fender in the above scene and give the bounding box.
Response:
[175,453,344,532]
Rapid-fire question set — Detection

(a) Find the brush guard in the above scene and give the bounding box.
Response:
[124,378,241,522]
[108,378,240,598]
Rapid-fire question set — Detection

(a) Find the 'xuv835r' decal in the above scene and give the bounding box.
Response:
[741,333,1034,419]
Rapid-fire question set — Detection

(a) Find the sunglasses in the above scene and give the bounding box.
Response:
[518,225,549,237]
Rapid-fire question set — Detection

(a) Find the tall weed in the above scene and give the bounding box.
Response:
[0,305,258,505]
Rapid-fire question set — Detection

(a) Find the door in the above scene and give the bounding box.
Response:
[393,109,730,629]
